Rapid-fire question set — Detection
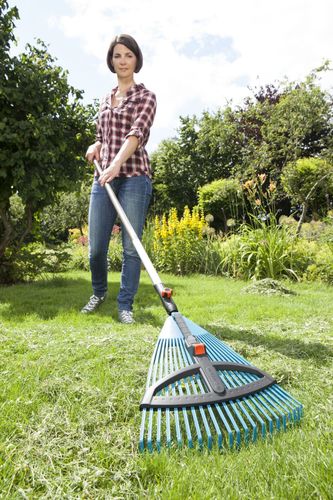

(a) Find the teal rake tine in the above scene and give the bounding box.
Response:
[222,370,258,437]
[152,340,165,452]
[230,400,250,445]
[223,401,241,447]
[258,391,283,431]
[169,339,182,447]
[139,409,147,452]
[207,404,223,449]
[215,404,234,448]
[147,409,154,452]
[243,398,267,438]
[164,341,171,447]
[265,389,289,429]
[237,399,258,442]
[272,386,301,422]
[218,370,250,445]
[156,408,162,451]
[270,387,294,421]
[173,339,193,448]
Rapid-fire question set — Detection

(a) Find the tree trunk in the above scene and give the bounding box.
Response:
[0,206,13,258]
[296,200,308,236]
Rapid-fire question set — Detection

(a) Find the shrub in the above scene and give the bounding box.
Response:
[209,219,312,281]
[67,244,89,271]
[198,178,244,230]
[107,232,122,272]
[2,243,71,282]
[302,242,333,284]
[236,221,300,280]
[281,157,333,216]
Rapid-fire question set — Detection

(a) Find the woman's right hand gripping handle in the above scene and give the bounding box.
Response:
[85,141,102,163]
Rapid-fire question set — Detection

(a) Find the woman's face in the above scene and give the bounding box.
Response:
[112,43,137,78]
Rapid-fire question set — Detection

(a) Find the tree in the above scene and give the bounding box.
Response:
[151,117,201,213]
[0,1,95,282]
[281,157,333,233]
[152,68,333,215]
[151,111,243,213]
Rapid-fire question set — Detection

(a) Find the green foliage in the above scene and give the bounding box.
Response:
[194,218,333,284]
[40,180,91,243]
[234,221,301,280]
[0,38,94,208]
[261,73,333,174]
[152,206,206,274]
[151,111,243,213]
[107,233,123,272]
[0,242,71,283]
[0,2,96,281]
[304,243,333,284]
[198,178,244,230]
[66,228,122,273]
[281,157,333,214]
[151,118,201,213]
[67,244,90,271]
[152,68,333,215]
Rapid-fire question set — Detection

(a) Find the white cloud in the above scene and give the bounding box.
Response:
[59,0,333,149]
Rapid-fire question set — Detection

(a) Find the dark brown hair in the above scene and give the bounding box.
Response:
[106,34,143,73]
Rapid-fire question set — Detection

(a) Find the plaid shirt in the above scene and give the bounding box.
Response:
[96,83,157,178]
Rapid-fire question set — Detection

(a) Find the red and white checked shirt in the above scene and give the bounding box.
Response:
[96,83,157,178]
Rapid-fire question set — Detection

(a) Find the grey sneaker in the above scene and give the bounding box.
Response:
[118,310,134,324]
[81,294,106,313]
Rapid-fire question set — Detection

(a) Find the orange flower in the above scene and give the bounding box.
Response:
[243,179,254,190]
[259,173,267,184]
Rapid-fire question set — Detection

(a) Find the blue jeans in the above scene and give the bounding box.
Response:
[88,175,152,311]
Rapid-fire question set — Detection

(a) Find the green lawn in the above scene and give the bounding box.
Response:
[0,271,332,498]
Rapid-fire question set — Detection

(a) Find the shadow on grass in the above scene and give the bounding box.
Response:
[205,323,333,365]
[0,274,168,327]
[1,275,331,364]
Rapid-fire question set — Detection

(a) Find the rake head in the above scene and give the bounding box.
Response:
[139,315,303,452]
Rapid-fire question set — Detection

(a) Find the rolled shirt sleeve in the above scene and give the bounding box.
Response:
[125,90,157,149]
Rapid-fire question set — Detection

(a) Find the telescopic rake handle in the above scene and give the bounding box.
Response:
[93,159,177,314]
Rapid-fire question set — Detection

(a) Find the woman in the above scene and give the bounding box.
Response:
[81,34,157,323]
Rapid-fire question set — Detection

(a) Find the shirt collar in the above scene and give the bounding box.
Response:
[111,83,145,98]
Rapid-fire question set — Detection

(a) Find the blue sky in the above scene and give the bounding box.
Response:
[10,0,333,152]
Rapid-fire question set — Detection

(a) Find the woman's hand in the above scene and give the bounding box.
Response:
[99,162,121,186]
[85,142,101,163]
